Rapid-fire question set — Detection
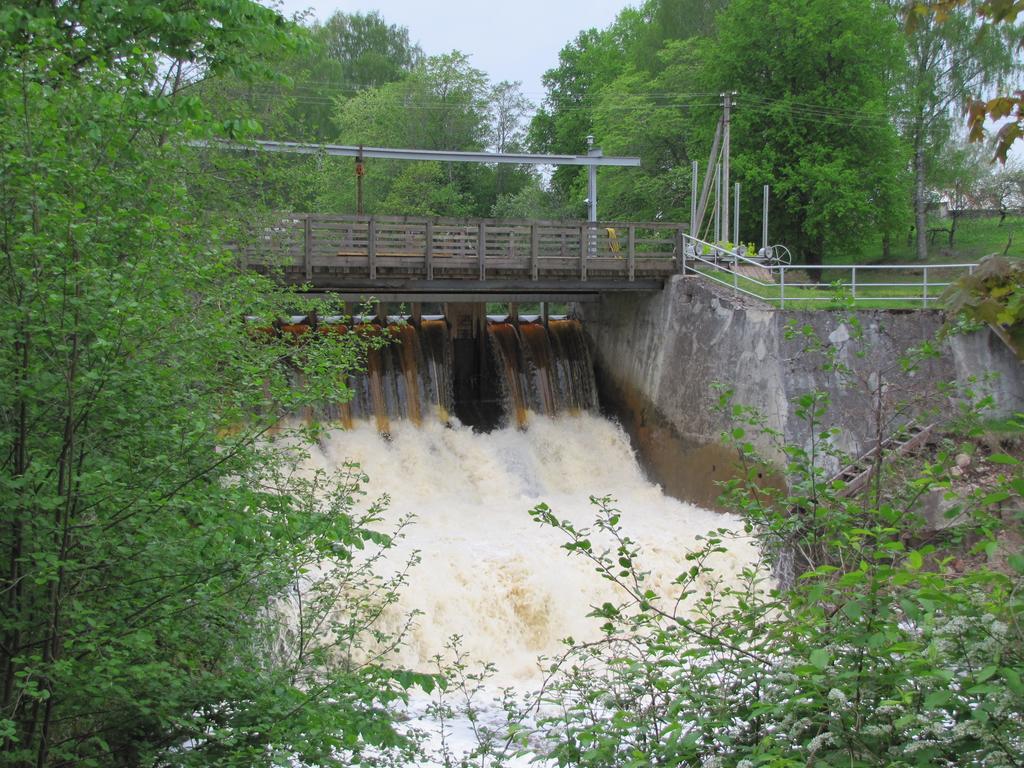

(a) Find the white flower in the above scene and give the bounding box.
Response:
[807,732,834,754]
[827,688,848,707]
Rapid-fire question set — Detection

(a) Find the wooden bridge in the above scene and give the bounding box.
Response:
[237,214,684,302]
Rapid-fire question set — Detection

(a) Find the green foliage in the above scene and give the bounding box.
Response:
[529,20,640,201]
[526,403,1024,767]
[0,2,421,764]
[379,162,476,218]
[336,51,491,152]
[710,0,908,265]
[907,0,1024,163]
[328,51,537,217]
[943,254,1024,358]
[315,10,423,92]
[507,319,1024,767]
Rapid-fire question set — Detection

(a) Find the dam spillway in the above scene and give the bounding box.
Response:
[270,305,757,686]
[281,311,599,433]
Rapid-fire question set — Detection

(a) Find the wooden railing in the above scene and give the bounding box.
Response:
[236,214,684,283]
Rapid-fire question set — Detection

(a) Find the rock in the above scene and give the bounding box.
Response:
[828,324,850,345]
[956,453,971,469]
[950,466,964,478]
[916,489,968,532]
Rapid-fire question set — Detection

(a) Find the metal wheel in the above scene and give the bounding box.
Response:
[770,245,792,267]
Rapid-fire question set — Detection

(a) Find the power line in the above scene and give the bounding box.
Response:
[232,80,898,124]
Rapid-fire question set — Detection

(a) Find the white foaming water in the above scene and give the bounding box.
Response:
[301,412,758,685]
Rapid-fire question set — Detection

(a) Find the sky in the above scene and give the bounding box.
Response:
[277,0,634,106]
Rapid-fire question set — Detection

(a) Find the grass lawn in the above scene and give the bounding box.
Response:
[846,214,1022,266]
[698,214,1022,309]
[694,265,958,310]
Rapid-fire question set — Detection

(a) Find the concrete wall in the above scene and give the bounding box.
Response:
[584,276,1022,506]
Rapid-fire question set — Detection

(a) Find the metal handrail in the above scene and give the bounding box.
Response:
[681,233,979,308]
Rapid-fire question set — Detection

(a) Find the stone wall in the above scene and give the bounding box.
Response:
[584,276,1022,506]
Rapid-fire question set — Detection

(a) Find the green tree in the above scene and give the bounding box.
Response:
[334,52,528,217]
[978,159,1024,223]
[379,162,475,217]
[0,2,421,764]
[629,0,730,73]
[337,52,491,152]
[897,2,1019,260]
[707,0,908,265]
[585,41,715,223]
[315,10,423,92]
[908,0,1024,163]
[529,19,640,203]
[932,140,991,244]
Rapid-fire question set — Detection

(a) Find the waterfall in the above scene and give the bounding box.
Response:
[310,316,598,432]
[301,414,758,684]
[487,318,598,428]
[317,319,454,433]
[279,314,756,684]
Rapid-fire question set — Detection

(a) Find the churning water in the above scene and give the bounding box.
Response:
[276,319,757,684]
[278,317,760,762]
[302,413,757,684]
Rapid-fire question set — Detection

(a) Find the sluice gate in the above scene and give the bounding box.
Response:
[273,303,597,433]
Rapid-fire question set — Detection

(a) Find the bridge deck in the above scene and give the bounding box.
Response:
[237,214,684,296]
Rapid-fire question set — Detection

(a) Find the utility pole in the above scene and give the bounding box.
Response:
[713,163,721,244]
[720,92,735,243]
[695,117,723,241]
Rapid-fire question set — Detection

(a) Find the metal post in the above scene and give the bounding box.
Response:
[714,164,721,244]
[721,92,733,245]
[690,160,699,238]
[762,185,769,252]
[587,136,600,257]
[586,135,598,223]
[851,265,857,299]
[780,267,786,308]
[303,215,312,280]
[356,144,365,216]
[733,182,740,248]
[923,266,929,307]
[425,220,434,280]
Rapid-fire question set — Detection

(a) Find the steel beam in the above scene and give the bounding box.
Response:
[191,139,642,168]
[296,292,604,303]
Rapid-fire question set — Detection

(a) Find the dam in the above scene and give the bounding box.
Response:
[271,307,759,687]
[267,274,1023,681]
[245,204,1023,670]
